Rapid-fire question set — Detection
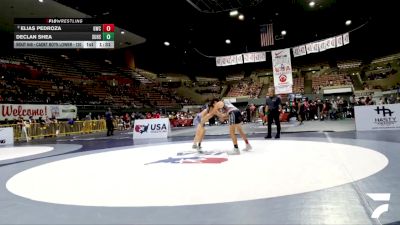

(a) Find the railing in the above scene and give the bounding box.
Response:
[0,120,108,142]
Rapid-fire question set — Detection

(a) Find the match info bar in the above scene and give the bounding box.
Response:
[14,18,115,49]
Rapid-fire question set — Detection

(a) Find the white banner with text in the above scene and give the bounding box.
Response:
[0,127,14,145]
[355,104,400,131]
[0,104,77,120]
[133,118,170,139]
[272,48,293,94]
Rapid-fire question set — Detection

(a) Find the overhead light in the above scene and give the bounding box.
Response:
[121,31,125,34]
[225,39,231,44]
[345,20,352,26]
[230,10,239,17]
[38,0,44,2]
[281,30,287,35]
[309,1,315,7]
[312,71,316,73]
[238,14,244,20]
[164,41,170,46]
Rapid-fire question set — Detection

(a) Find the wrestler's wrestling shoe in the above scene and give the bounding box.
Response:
[227,147,240,155]
[192,144,204,153]
[243,144,252,151]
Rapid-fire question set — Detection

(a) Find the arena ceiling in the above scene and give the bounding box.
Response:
[0,0,398,74]
[55,0,397,71]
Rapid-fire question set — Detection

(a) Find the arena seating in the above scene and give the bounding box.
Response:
[292,77,304,94]
[226,81,261,98]
[0,54,182,108]
[312,73,353,93]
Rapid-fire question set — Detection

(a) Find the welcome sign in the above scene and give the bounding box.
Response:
[0,104,77,120]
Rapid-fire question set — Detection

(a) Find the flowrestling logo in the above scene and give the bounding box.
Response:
[145,151,228,165]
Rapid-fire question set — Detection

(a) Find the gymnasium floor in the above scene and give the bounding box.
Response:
[0,121,399,225]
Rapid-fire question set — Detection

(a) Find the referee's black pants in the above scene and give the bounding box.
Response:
[267,110,281,137]
[106,119,114,136]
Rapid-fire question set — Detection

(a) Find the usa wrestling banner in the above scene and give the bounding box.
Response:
[271,48,293,94]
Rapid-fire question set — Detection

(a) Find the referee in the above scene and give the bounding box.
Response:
[265,87,282,139]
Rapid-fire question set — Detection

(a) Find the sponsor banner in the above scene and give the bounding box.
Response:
[272,48,293,94]
[0,127,14,145]
[343,32,350,45]
[133,118,170,139]
[355,104,400,131]
[0,104,77,121]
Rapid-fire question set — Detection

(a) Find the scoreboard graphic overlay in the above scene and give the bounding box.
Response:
[14,18,114,49]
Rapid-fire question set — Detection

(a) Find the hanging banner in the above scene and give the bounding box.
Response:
[292,46,300,57]
[292,32,348,58]
[293,45,307,57]
[254,51,266,62]
[306,43,319,54]
[305,43,313,54]
[325,39,332,49]
[0,104,77,121]
[235,54,243,64]
[298,45,307,56]
[243,52,255,63]
[216,54,243,67]
[318,40,327,52]
[242,52,266,63]
[343,32,350,45]
[327,37,336,49]
[336,35,343,47]
[330,37,337,48]
[271,48,293,94]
